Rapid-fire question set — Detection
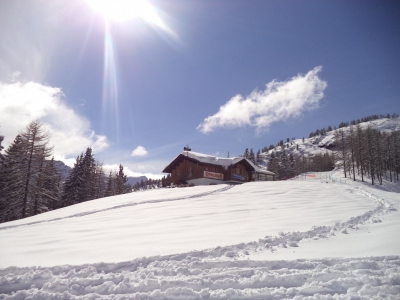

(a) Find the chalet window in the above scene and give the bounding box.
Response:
[258,174,267,181]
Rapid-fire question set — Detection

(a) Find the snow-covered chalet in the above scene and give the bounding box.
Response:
[163,150,275,186]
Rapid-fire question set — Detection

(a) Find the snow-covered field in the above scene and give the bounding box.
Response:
[1,172,400,299]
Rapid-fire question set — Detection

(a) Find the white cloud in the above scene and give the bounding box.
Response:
[197,66,327,134]
[0,81,109,161]
[131,146,148,157]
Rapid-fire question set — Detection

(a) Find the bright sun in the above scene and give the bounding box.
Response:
[85,0,162,24]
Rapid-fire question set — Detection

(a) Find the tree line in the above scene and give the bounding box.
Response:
[241,145,334,180]
[334,124,400,185]
[267,150,335,180]
[308,113,399,138]
[257,113,398,151]
[0,121,132,223]
[132,177,164,191]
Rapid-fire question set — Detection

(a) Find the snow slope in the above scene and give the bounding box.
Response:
[0,178,400,299]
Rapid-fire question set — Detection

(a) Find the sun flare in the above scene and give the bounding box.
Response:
[86,0,162,24]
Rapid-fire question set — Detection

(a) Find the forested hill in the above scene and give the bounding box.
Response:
[261,117,400,160]
[259,117,400,181]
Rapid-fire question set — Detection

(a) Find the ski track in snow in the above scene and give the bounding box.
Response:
[1,256,400,299]
[0,185,234,231]
[1,186,399,299]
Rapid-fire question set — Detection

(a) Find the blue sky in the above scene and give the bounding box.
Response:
[1,0,399,178]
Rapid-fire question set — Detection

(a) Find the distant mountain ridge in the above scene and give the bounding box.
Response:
[53,160,148,185]
[126,176,148,186]
[53,160,71,181]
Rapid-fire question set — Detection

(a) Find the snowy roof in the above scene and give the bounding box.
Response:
[163,151,274,175]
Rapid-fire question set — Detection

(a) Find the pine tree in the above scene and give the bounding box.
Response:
[20,121,53,218]
[61,148,99,206]
[279,150,293,179]
[32,156,61,215]
[91,162,106,199]
[105,171,115,197]
[80,147,96,202]
[61,155,83,206]
[115,164,130,195]
[40,157,61,211]
[243,148,249,159]
[0,135,27,222]
[267,153,280,177]
[0,135,6,202]
[0,121,54,221]
[248,148,255,164]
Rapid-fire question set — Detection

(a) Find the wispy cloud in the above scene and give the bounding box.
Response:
[197,66,327,134]
[0,81,109,161]
[131,146,148,157]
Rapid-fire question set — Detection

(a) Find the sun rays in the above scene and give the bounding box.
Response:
[83,0,179,142]
[101,24,120,140]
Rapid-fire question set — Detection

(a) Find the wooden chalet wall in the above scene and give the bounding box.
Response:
[229,163,251,182]
[170,156,252,184]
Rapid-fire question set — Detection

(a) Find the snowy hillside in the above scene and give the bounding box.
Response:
[260,117,400,162]
[0,172,399,299]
